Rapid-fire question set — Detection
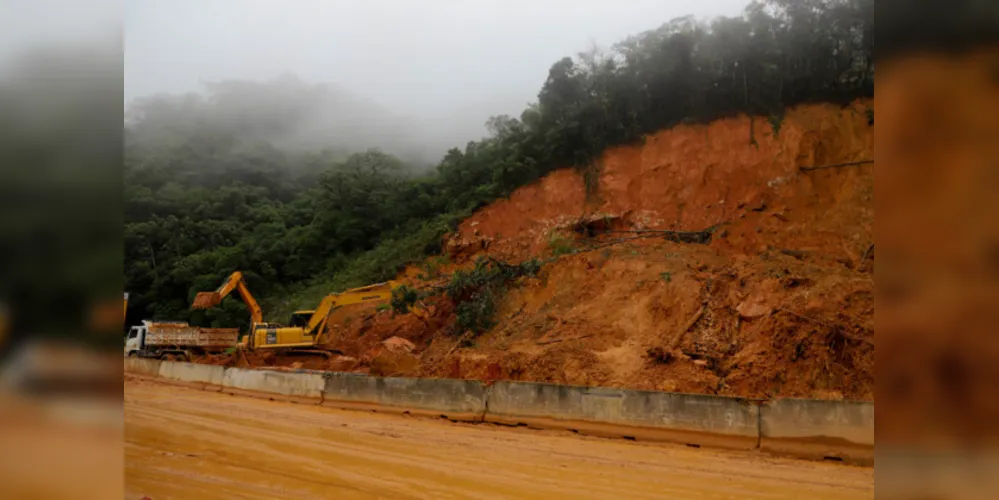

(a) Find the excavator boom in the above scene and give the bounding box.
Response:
[191,271,264,325]
[306,281,401,337]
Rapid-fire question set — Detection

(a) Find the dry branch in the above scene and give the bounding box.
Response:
[604,228,714,244]
[445,332,471,357]
[799,159,874,172]
[861,243,874,263]
[536,334,594,345]
[667,306,707,351]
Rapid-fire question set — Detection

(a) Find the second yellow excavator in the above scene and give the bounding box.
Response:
[192,271,403,355]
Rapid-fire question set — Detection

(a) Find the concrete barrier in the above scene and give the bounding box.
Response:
[157,361,225,390]
[322,373,487,421]
[123,357,162,377]
[220,367,325,403]
[760,398,874,464]
[485,381,760,450]
[123,358,877,462]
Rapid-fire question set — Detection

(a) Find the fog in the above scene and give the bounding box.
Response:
[126,0,748,162]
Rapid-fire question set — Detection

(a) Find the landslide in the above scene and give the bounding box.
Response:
[204,100,874,401]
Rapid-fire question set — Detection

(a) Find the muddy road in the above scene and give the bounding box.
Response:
[125,378,873,499]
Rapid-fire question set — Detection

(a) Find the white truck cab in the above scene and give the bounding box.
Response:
[123,320,193,358]
[124,323,147,357]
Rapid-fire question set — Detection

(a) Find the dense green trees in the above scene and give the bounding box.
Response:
[125,0,874,331]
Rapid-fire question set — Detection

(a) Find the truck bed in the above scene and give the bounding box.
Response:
[145,323,239,348]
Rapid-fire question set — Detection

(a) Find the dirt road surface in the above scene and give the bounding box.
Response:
[125,378,873,499]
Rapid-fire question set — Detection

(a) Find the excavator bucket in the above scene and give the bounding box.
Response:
[192,291,222,309]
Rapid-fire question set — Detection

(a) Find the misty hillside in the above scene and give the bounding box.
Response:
[125,0,874,333]
[125,74,443,165]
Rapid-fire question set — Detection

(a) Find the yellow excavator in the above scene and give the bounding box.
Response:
[191,271,403,355]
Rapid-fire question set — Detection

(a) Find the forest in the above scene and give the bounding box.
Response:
[124,0,874,332]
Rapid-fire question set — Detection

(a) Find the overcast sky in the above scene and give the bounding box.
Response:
[125,0,748,124]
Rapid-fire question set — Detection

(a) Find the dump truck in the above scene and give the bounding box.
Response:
[124,320,238,361]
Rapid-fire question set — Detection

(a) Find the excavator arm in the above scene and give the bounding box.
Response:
[305,281,402,339]
[191,271,264,325]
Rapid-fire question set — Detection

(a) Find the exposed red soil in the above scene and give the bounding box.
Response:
[196,99,875,401]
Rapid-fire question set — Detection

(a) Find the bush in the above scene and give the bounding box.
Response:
[547,232,575,257]
[391,284,423,314]
[445,257,542,335]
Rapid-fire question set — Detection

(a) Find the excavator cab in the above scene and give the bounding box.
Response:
[288,311,313,329]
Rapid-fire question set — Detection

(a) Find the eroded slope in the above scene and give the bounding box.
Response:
[206,100,874,401]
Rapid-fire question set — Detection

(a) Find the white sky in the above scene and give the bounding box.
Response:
[125,0,749,122]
